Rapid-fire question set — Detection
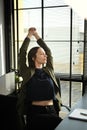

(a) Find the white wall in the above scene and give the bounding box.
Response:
[0,0,5,76]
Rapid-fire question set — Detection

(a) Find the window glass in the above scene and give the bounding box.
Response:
[14,0,16,9]
[72,12,84,74]
[44,0,67,6]
[14,0,41,9]
[72,41,84,74]
[72,11,84,40]
[14,41,18,69]
[44,7,70,40]
[71,82,82,107]
[60,81,82,107]
[14,11,17,41]
[60,81,69,106]
[46,42,70,73]
[16,9,41,41]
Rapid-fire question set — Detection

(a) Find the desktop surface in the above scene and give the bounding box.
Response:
[55,94,87,130]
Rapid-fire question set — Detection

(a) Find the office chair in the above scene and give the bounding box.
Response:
[14,69,71,125]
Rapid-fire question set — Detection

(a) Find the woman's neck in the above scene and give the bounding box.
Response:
[35,63,43,69]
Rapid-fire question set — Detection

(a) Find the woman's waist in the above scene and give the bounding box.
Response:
[27,102,56,116]
[32,99,53,106]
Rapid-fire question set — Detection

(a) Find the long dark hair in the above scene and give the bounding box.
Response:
[28,46,40,67]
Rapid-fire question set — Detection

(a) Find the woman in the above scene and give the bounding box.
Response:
[17,27,62,130]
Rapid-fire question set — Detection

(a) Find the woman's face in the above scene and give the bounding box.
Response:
[34,47,47,65]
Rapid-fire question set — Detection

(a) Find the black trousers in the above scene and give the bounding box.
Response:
[26,105,62,130]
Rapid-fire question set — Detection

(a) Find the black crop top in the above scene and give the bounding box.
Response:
[26,69,56,102]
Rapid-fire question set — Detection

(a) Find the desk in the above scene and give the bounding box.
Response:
[0,94,18,130]
[55,94,87,130]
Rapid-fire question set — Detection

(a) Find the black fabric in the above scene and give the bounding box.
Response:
[26,69,56,101]
[53,98,60,115]
[26,105,62,130]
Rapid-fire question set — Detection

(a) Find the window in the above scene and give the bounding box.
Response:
[13,0,84,107]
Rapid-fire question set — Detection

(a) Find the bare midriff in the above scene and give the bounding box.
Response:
[32,99,53,106]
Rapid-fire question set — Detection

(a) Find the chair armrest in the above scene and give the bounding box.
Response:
[61,104,71,111]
